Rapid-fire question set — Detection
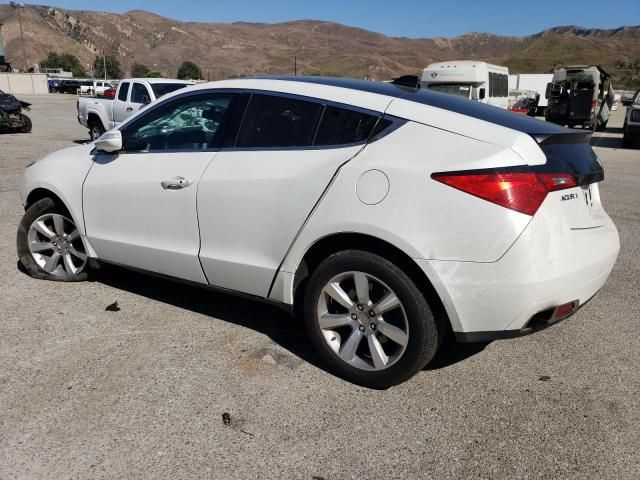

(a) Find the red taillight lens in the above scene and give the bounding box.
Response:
[432,170,577,216]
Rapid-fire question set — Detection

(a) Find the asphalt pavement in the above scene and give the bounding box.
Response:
[0,95,639,479]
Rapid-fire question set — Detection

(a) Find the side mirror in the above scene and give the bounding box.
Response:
[479,88,486,100]
[95,130,122,153]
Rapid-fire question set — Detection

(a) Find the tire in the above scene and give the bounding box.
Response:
[597,120,608,132]
[19,113,32,133]
[17,198,94,282]
[303,250,440,388]
[622,134,634,149]
[89,119,105,140]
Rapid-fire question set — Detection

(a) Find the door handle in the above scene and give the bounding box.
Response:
[161,176,193,190]
[126,107,133,112]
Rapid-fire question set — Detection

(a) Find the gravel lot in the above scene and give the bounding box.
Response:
[1,95,639,479]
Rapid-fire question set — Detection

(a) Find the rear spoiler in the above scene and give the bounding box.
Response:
[531,131,592,145]
[531,132,603,186]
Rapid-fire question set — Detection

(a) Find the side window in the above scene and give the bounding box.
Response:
[131,83,151,104]
[314,106,380,146]
[123,94,234,152]
[118,82,130,102]
[236,94,323,148]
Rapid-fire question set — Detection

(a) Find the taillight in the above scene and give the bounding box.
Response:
[431,169,577,216]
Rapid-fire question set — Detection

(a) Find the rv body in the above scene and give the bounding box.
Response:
[421,61,509,109]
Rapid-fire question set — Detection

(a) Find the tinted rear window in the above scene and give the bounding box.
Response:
[118,82,130,101]
[237,94,323,148]
[150,83,190,99]
[314,106,380,146]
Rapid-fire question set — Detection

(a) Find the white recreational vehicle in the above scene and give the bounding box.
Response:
[421,61,509,109]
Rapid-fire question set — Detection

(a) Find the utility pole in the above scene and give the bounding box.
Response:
[103,49,107,81]
[10,2,27,72]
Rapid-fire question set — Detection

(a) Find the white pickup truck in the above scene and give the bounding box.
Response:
[77,78,194,139]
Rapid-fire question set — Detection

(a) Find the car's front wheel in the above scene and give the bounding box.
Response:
[303,250,440,388]
[17,198,92,281]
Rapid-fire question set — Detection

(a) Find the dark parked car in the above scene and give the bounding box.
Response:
[622,89,640,148]
[57,80,81,94]
[47,79,61,93]
[510,97,538,116]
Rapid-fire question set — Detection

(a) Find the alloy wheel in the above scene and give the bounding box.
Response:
[27,213,88,277]
[316,271,409,371]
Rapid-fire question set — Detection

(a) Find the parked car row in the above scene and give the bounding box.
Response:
[48,79,116,96]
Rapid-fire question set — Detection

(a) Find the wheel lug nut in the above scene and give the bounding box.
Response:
[358,325,365,332]
[351,314,358,320]
[369,310,375,317]
[357,304,364,311]
[370,323,377,331]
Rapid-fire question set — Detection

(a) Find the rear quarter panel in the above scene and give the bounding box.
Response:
[279,121,534,278]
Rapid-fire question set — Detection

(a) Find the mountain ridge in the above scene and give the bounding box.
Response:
[0,5,638,87]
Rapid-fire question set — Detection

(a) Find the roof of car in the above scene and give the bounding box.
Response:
[260,76,567,135]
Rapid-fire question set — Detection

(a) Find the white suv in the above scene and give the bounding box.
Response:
[17,77,620,387]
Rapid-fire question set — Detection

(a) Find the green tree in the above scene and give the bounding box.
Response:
[93,55,123,79]
[40,52,87,77]
[177,61,202,80]
[131,62,150,77]
[146,71,163,78]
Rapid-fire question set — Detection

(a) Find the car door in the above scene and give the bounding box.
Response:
[83,92,237,283]
[197,93,383,296]
[112,81,130,127]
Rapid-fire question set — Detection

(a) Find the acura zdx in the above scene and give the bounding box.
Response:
[17,77,620,388]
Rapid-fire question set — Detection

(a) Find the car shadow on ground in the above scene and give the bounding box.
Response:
[425,334,490,370]
[72,139,92,145]
[16,260,489,380]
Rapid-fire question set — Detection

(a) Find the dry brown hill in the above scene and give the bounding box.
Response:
[0,5,638,87]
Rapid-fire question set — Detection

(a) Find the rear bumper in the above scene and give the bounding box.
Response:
[417,199,620,339]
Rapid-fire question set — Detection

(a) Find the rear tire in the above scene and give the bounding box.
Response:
[19,113,32,133]
[89,120,105,140]
[622,134,634,149]
[303,250,440,388]
[17,198,94,282]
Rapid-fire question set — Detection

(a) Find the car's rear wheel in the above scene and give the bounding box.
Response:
[303,250,440,388]
[89,119,105,141]
[17,198,93,282]
[19,113,32,133]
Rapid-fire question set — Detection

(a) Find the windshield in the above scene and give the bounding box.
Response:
[150,83,190,99]
[424,83,472,99]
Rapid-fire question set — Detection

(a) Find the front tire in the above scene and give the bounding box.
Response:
[303,250,440,388]
[17,198,92,282]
